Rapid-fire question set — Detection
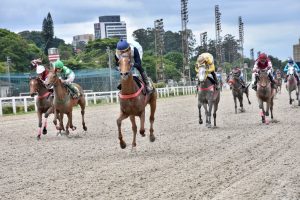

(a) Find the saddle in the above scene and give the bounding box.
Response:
[65,83,81,99]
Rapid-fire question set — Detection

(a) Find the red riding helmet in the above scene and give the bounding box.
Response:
[258,53,267,61]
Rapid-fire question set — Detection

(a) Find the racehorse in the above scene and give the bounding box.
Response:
[45,70,87,135]
[227,72,251,114]
[275,72,283,94]
[116,53,157,149]
[197,66,220,128]
[285,67,300,105]
[256,69,276,123]
[29,77,54,140]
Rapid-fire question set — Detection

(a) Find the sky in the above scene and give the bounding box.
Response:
[1,0,300,60]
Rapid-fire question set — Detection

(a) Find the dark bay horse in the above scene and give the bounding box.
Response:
[197,66,220,128]
[285,67,300,105]
[29,77,54,140]
[117,53,157,149]
[275,72,283,94]
[45,70,87,135]
[227,73,251,114]
[256,70,276,123]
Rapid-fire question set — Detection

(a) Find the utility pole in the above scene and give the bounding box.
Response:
[154,18,165,82]
[238,16,245,82]
[181,0,190,85]
[106,46,113,92]
[6,56,11,96]
[200,32,207,52]
[215,5,222,66]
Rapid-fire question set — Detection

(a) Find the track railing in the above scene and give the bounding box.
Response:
[0,86,196,116]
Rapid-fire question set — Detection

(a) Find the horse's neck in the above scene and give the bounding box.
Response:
[121,76,138,95]
[37,83,48,96]
[200,78,212,88]
[54,82,68,100]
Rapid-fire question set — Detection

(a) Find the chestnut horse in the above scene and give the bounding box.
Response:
[117,53,157,149]
[256,69,276,123]
[29,77,54,140]
[285,67,300,105]
[45,70,87,135]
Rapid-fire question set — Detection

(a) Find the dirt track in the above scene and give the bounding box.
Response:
[0,89,299,200]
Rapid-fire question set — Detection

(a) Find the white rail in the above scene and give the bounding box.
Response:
[0,86,196,116]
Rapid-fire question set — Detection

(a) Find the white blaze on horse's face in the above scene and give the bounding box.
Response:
[198,67,206,82]
[288,67,294,75]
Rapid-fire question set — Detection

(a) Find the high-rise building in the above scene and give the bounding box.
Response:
[293,38,300,62]
[72,34,94,48]
[94,15,127,40]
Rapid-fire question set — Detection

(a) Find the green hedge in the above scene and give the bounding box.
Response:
[2,104,35,115]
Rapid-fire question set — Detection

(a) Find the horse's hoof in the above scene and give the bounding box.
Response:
[120,142,126,149]
[206,124,212,128]
[42,129,47,135]
[83,126,87,131]
[150,135,155,142]
[140,130,145,137]
[71,126,77,131]
[199,120,203,124]
[37,135,41,140]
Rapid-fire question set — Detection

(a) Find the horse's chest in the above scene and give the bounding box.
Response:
[120,99,144,116]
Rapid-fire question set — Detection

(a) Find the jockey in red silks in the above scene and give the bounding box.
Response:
[251,53,275,91]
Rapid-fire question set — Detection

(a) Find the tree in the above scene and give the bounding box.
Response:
[18,31,44,49]
[222,34,239,63]
[42,12,54,55]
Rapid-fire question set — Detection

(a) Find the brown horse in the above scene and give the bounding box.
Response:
[256,70,276,123]
[45,70,87,135]
[117,53,157,149]
[29,77,54,140]
[285,67,300,105]
[275,72,283,94]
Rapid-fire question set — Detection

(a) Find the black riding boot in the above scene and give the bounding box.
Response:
[65,83,80,98]
[239,78,246,88]
[211,71,220,90]
[268,73,276,89]
[141,72,153,92]
[252,77,258,91]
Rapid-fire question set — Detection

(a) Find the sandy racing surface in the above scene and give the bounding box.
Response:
[0,89,299,200]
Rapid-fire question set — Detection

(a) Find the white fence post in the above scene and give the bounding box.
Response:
[34,96,37,112]
[12,98,16,114]
[110,91,113,103]
[0,99,2,116]
[93,93,96,104]
[85,94,89,106]
[24,97,28,113]
[116,92,119,103]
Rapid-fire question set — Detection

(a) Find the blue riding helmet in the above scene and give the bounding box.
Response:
[288,57,294,64]
[117,39,129,51]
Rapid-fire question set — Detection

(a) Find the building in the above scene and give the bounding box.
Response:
[72,34,94,48]
[293,38,300,62]
[94,15,127,40]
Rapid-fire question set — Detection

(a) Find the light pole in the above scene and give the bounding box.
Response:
[106,46,113,91]
[6,56,11,96]
[154,18,165,82]
[181,0,190,85]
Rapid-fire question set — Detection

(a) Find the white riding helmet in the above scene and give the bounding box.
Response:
[36,65,45,74]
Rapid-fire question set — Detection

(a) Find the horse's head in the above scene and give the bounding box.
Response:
[197,65,207,82]
[287,67,294,76]
[45,69,59,88]
[118,53,132,80]
[258,69,269,87]
[29,77,39,97]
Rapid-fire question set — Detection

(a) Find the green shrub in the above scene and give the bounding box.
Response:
[154,82,166,88]
[28,104,35,112]
[3,106,13,114]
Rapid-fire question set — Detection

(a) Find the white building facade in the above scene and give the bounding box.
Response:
[94,15,127,40]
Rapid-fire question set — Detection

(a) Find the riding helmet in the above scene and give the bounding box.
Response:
[54,60,64,69]
[117,39,130,51]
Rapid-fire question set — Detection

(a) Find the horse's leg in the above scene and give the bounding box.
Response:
[213,102,219,127]
[79,98,87,131]
[245,89,251,104]
[117,112,129,149]
[258,99,265,123]
[59,112,65,131]
[139,111,146,137]
[270,98,274,120]
[203,103,209,125]
[207,101,213,128]
[130,116,137,148]
[149,95,156,142]
[43,106,53,135]
[198,102,203,124]
[37,111,42,140]
[239,95,244,112]
[234,95,237,114]
[289,91,293,105]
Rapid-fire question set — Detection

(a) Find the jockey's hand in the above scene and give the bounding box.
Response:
[60,79,65,83]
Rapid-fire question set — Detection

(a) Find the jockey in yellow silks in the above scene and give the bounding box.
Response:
[195,52,219,89]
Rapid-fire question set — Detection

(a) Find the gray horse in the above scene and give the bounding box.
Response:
[228,73,251,114]
[285,67,300,105]
[197,66,221,128]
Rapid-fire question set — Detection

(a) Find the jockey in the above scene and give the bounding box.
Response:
[283,57,300,84]
[232,66,246,88]
[115,39,152,92]
[30,58,43,70]
[53,60,80,98]
[251,53,275,91]
[195,52,219,89]
[36,65,49,83]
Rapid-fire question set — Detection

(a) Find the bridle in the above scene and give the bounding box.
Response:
[118,54,133,78]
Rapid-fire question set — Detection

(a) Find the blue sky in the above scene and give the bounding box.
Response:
[1,0,300,60]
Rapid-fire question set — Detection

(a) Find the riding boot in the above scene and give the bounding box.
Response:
[65,83,80,98]
[268,73,276,89]
[252,77,258,91]
[141,72,153,92]
[239,78,246,88]
[211,71,220,90]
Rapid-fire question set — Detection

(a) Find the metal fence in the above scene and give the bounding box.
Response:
[0,86,196,116]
